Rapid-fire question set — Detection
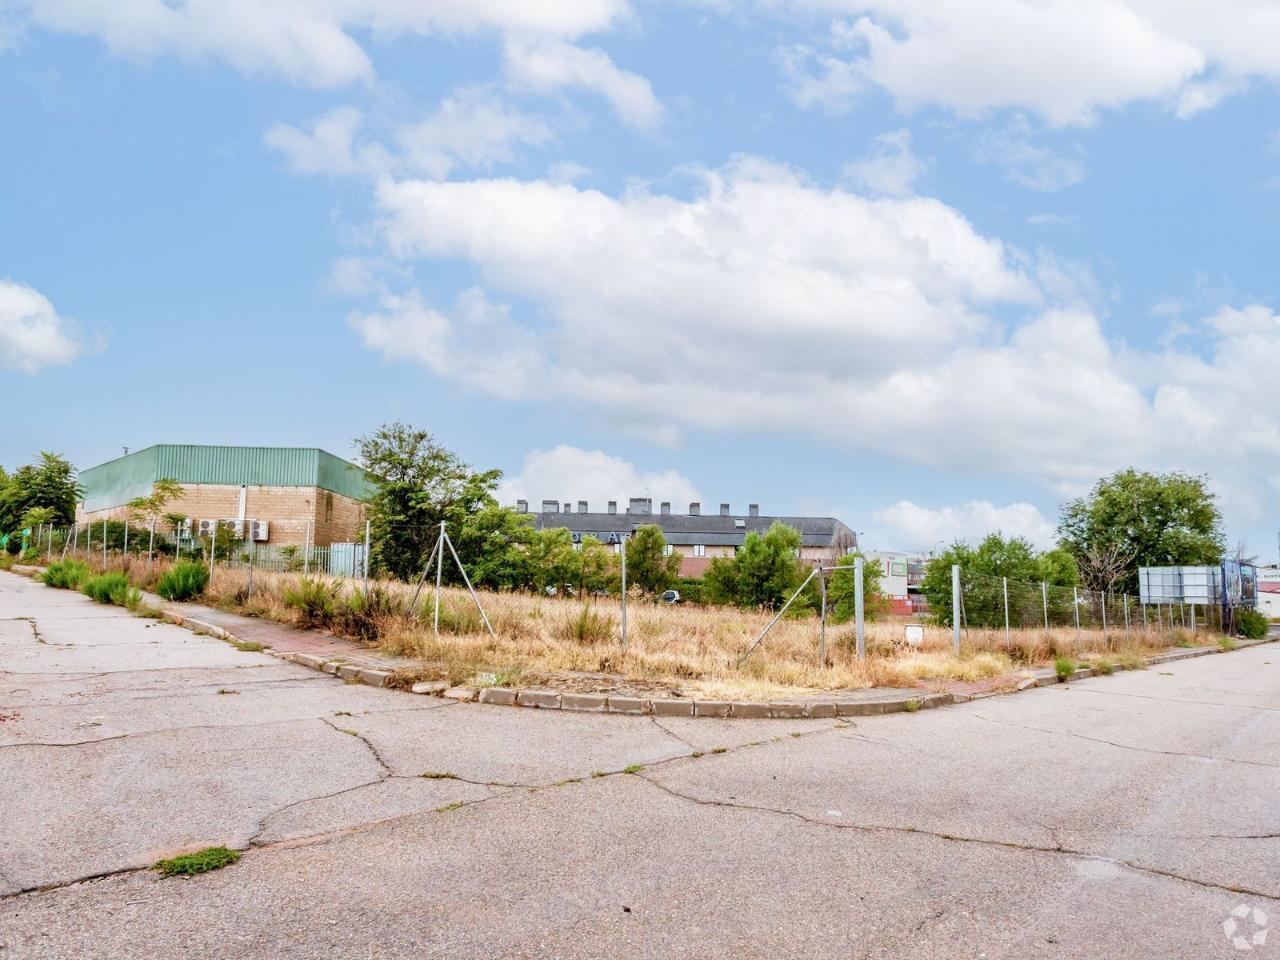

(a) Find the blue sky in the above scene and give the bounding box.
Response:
[2,1,1279,558]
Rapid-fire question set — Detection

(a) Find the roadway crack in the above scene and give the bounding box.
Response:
[636,776,1280,902]
[649,716,698,750]
[968,713,1280,769]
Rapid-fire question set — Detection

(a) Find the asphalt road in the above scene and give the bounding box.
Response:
[1,570,1277,959]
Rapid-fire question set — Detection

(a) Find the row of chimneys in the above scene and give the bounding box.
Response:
[515,498,761,518]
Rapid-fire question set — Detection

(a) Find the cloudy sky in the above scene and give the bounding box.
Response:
[3,1,1279,556]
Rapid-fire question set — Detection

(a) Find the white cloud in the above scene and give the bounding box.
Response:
[265,92,552,179]
[777,1,1280,125]
[977,119,1087,192]
[0,279,87,373]
[355,157,1280,534]
[18,0,630,87]
[504,37,663,131]
[842,128,924,196]
[496,445,702,512]
[871,500,1057,550]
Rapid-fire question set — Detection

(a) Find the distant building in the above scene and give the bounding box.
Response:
[1258,566,1280,617]
[869,550,930,617]
[76,445,373,546]
[520,497,856,578]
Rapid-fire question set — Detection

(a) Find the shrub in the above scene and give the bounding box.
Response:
[0,553,15,571]
[42,559,90,590]
[1237,607,1269,641]
[1054,656,1076,681]
[154,846,240,877]
[18,548,40,564]
[335,586,404,643]
[284,577,341,628]
[556,605,615,645]
[1091,658,1115,675]
[82,572,131,605]
[156,560,210,601]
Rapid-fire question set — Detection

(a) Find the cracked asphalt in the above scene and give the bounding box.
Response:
[2,571,1278,959]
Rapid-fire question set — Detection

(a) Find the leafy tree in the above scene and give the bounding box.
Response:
[921,533,1080,627]
[524,528,579,593]
[574,536,618,596]
[704,522,806,610]
[825,552,888,624]
[1058,469,1224,593]
[452,504,535,592]
[624,524,681,595]
[356,423,501,582]
[0,452,80,532]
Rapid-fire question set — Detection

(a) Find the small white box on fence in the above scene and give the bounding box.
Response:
[903,624,924,647]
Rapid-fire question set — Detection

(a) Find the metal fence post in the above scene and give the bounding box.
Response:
[817,569,828,668]
[1002,576,1010,645]
[209,522,217,581]
[1101,590,1108,637]
[1123,594,1130,639]
[363,519,371,598]
[1041,581,1049,636]
[148,518,156,564]
[1072,586,1080,640]
[951,564,961,656]
[854,556,865,661]
[432,521,443,638]
[1190,603,1196,632]
[303,519,312,575]
[102,518,107,567]
[620,534,628,651]
[123,522,128,555]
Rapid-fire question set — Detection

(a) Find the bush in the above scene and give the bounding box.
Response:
[334,586,404,643]
[1236,607,1269,640]
[556,605,616,645]
[284,578,341,628]
[82,572,132,605]
[156,560,210,601]
[42,559,90,590]
[18,548,40,564]
[1054,656,1076,681]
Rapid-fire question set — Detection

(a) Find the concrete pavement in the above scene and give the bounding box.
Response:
[1,571,1277,958]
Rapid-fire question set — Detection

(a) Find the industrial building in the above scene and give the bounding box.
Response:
[520,497,857,578]
[76,445,373,547]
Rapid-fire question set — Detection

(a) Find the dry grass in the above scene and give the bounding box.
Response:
[73,555,1216,700]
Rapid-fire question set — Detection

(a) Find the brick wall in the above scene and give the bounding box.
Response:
[76,483,366,546]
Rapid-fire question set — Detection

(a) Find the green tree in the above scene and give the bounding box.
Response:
[826,552,887,624]
[0,452,80,532]
[356,423,501,582]
[1058,469,1224,593]
[921,533,1080,627]
[524,528,579,593]
[704,522,806,610]
[452,504,536,591]
[625,524,681,595]
[574,536,619,596]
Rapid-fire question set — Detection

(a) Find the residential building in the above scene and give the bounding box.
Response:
[1258,566,1280,618]
[521,498,856,578]
[76,445,373,547]
[869,550,931,617]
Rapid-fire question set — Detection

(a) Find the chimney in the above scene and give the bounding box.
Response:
[578,500,588,514]
[749,504,759,518]
[689,502,700,516]
[628,497,652,516]
[563,502,572,513]
[720,503,730,517]
[541,499,559,513]
[660,501,671,515]
[516,499,528,513]
[608,500,617,515]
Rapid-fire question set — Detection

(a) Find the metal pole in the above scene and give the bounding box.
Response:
[410,533,441,612]
[1002,576,1010,645]
[1123,594,1130,639]
[60,525,70,561]
[1041,581,1049,636]
[1190,603,1196,632]
[433,521,444,638]
[738,566,819,667]
[86,523,91,560]
[444,529,497,640]
[102,518,107,567]
[148,518,156,564]
[817,570,828,667]
[362,519,371,598]
[951,564,962,655]
[854,556,866,661]
[209,521,217,581]
[303,519,312,575]
[123,521,128,555]
[620,534,628,651]
[1073,586,1080,641]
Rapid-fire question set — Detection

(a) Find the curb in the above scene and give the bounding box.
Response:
[10,567,1278,719]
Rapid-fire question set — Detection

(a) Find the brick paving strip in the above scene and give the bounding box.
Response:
[12,565,1277,719]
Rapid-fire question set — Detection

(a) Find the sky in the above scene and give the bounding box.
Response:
[2,0,1280,559]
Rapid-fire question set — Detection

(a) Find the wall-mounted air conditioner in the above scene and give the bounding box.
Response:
[250,520,269,542]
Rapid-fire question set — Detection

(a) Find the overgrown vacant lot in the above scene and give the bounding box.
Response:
[65,557,1213,700]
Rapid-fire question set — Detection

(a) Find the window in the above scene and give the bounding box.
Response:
[693,544,706,558]
[664,545,674,556]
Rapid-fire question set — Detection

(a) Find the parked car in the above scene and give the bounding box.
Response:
[661,589,681,604]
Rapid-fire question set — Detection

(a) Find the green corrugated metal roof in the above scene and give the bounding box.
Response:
[80,445,374,511]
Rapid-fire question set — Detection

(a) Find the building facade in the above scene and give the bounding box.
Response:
[868,551,931,616]
[76,445,373,547]
[522,497,857,578]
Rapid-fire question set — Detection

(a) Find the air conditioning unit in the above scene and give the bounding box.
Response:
[221,519,245,539]
[196,518,218,537]
[250,519,269,542]
[175,518,192,537]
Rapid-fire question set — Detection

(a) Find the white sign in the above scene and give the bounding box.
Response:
[903,624,924,647]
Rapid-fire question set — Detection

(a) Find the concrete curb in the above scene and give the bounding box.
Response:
[10,566,1277,719]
